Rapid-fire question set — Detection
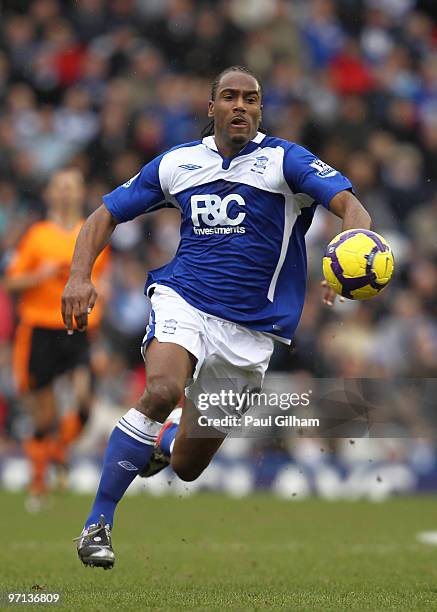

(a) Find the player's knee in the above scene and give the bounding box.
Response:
[138,377,183,419]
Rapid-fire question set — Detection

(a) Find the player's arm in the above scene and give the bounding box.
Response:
[62,154,171,332]
[282,145,373,306]
[62,204,118,334]
[321,190,372,305]
[328,190,371,232]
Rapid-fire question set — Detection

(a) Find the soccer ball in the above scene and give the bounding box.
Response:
[322,229,394,300]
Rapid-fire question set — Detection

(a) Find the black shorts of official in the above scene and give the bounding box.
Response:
[15,326,91,392]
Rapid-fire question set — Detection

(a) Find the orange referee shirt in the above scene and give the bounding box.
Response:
[6,219,110,330]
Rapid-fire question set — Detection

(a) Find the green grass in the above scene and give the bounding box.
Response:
[1,491,437,610]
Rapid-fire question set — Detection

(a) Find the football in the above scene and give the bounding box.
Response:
[322,229,394,300]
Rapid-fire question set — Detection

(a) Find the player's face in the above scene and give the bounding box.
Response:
[208,72,262,152]
[45,169,85,212]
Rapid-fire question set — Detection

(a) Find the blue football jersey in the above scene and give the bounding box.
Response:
[103,132,352,343]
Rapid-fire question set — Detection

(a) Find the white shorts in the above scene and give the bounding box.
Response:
[141,285,274,415]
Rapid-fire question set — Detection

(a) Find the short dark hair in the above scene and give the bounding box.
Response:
[201,65,263,138]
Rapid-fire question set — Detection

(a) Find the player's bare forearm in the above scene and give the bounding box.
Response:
[62,205,118,333]
[328,190,371,231]
[322,191,371,306]
[69,205,118,280]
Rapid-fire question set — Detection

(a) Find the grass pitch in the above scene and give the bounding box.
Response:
[1,491,437,611]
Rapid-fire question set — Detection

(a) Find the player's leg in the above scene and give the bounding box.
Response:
[170,397,226,481]
[53,331,94,460]
[77,285,203,567]
[13,325,58,508]
[24,385,57,507]
[48,364,93,489]
[50,346,93,460]
[139,406,183,478]
[141,398,225,481]
[64,365,93,441]
[76,339,195,567]
[143,319,274,481]
[84,339,194,527]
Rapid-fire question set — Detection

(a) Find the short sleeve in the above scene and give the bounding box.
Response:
[103,153,169,222]
[283,143,353,209]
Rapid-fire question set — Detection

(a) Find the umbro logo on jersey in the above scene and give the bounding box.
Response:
[179,164,202,170]
[118,460,138,471]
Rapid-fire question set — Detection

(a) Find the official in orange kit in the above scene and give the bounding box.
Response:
[3,168,110,510]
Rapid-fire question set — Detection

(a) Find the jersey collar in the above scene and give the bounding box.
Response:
[202,131,266,153]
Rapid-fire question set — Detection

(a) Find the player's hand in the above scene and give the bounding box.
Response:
[61,275,97,334]
[321,280,345,307]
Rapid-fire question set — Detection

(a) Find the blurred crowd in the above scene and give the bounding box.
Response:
[0,0,436,450]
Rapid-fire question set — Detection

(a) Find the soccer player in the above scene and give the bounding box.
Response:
[62,66,371,568]
[3,168,110,511]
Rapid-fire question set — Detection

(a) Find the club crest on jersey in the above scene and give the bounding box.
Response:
[251,155,269,174]
[309,159,337,178]
[190,194,246,235]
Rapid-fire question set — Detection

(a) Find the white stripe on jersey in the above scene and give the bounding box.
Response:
[267,194,297,302]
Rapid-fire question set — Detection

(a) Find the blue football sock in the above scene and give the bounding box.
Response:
[159,423,178,456]
[85,409,161,528]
